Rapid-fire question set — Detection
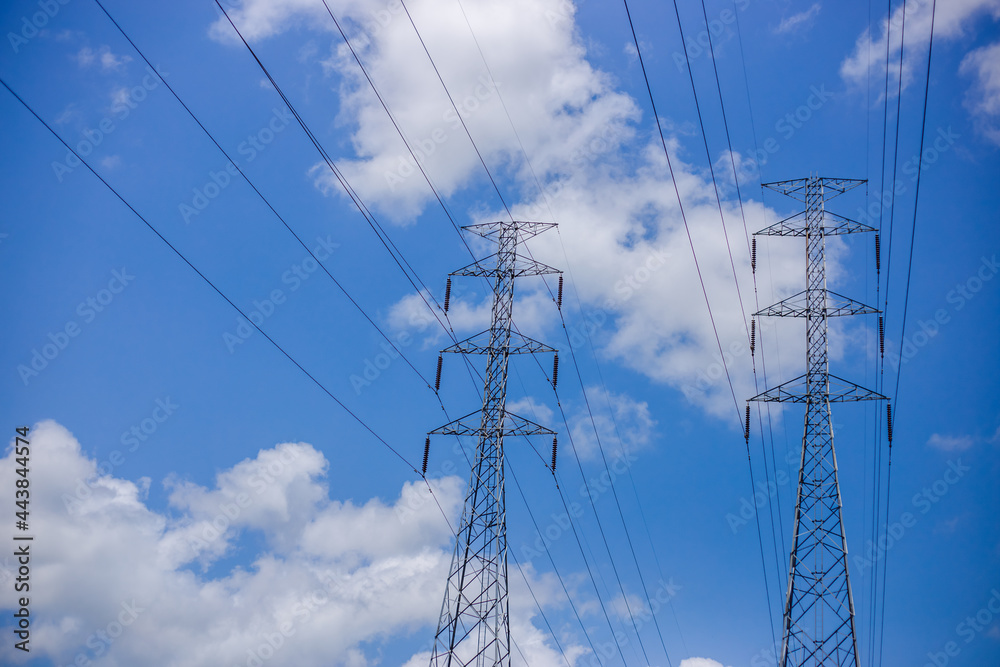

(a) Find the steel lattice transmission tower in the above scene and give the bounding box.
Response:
[748,176,891,666]
[426,220,560,667]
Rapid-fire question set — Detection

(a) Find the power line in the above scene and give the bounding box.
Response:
[871,1,909,660]
[434,7,687,655]
[298,7,645,656]
[667,0,752,343]
[695,0,789,609]
[730,0,792,592]
[91,0,435,392]
[212,0,461,356]
[4,66,553,667]
[397,0,518,224]
[552,344,674,666]
[880,3,937,665]
[866,0,896,658]
[620,0,777,648]
[619,0,742,426]
[380,2,677,660]
[0,74,417,474]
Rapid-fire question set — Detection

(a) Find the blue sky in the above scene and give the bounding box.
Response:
[0,0,998,665]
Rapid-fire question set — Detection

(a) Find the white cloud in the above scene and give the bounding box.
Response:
[680,659,730,667]
[774,3,821,35]
[110,86,132,110]
[569,385,657,460]
[214,0,639,225]
[960,40,1000,144]
[74,45,132,72]
[927,432,975,452]
[209,0,819,421]
[54,103,79,125]
[611,592,648,622]
[840,0,1000,95]
[208,0,335,44]
[0,421,580,666]
[507,396,556,426]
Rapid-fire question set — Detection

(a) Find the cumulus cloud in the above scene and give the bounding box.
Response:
[0,421,577,666]
[960,40,1000,144]
[840,0,1000,95]
[209,0,835,421]
[569,385,657,460]
[212,0,639,225]
[927,432,975,452]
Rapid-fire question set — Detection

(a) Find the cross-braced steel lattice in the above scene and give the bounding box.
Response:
[749,176,889,667]
[427,221,560,667]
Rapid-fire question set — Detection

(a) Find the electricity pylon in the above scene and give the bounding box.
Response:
[748,176,891,666]
[426,220,560,667]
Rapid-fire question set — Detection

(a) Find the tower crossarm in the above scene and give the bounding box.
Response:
[749,373,886,404]
[451,254,561,278]
[762,177,865,202]
[461,220,558,243]
[754,210,875,237]
[429,410,556,438]
[754,289,880,318]
[442,330,556,355]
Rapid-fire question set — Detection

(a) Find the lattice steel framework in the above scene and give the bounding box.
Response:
[749,176,888,667]
[428,221,559,667]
